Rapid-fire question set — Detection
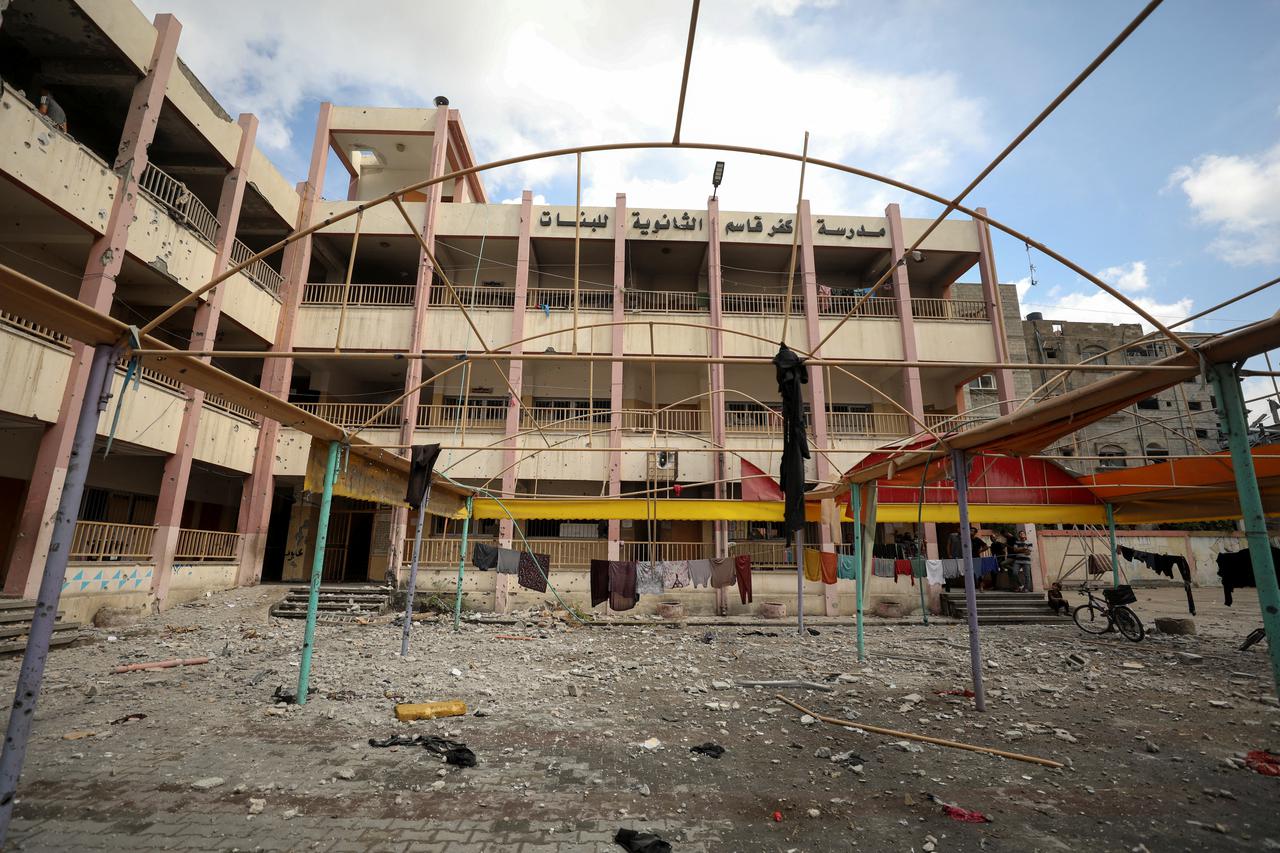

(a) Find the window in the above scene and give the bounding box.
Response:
[534,397,609,424]
[1058,447,1075,457]
[1145,442,1168,460]
[1098,445,1127,469]
[1188,401,1204,411]
[968,374,997,391]
[1136,397,1160,411]
[442,396,507,424]
[1080,345,1108,364]
[1043,346,1059,359]
[1195,428,1210,439]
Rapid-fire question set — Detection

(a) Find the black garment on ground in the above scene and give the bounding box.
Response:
[772,344,809,545]
[1217,546,1280,606]
[422,736,477,768]
[518,551,551,592]
[614,828,672,853]
[690,742,725,758]
[472,542,498,571]
[405,444,443,508]
[589,559,610,607]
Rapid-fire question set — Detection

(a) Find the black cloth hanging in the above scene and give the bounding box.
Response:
[405,444,443,508]
[773,344,809,545]
[1217,546,1280,606]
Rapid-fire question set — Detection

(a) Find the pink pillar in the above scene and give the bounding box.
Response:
[606,193,627,568]
[151,114,258,606]
[885,204,924,417]
[974,207,1016,416]
[797,200,838,616]
[496,191,535,612]
[4,15,182,598]
[706,197,729,614]
[236,103,333,586]
[390,104,451,587]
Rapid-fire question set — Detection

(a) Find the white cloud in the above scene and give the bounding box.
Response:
[499,193,547,205]
[1169,142,1280,266]
[137,0,987,212]
[1016,261,1194,332]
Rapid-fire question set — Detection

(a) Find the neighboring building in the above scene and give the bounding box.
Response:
[1013,315,1219,474]
[0,0,1033,621]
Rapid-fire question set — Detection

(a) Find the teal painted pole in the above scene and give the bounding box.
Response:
[1210,363,1280,696]
[453,496,473,632]
[1106,503,1119,588]
[296,440,340,706]
[853,484,865,663]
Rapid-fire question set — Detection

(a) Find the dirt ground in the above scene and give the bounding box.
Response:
[2,583,1278,852]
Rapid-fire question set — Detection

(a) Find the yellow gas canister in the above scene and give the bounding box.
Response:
[393,700,467,721]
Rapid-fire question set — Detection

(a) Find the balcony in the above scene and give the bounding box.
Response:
[68,521,241,563]
[293,401,402,429]
[404,537,708,569]
[304,282,415,306]
[911,297,987,322]
[138,162,220,247]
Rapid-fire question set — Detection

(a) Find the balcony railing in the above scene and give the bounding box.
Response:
[729,540,793,569]
[912,297,988,322]
[70,521,155,562]
[418,403,508,431]
[138,163,220,246]
[293,401,402,429]
[724,409,783,434]
[0,310,69,347]
[620,408,706,434]
[826,411,910,437]
[619,541,706,563]
[117,360,183,393]
[428,286,516,309]
[520,406,609,432]
[721,293,806,315]
[923,413,995,433]
[304,282,415,306]
[527,287,613,311]
[204,392,259,423]
[624,290,708,313]
[230,239,284,300]
[405,537,609,569]
[174,529,241,562]
[816,295,898,318]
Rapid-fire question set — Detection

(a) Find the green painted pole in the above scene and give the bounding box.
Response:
[853,484,865,663]
[1210,363,1280,696]
[453,496,473,632]
[296,440,340,706]
[1106,503,1119,589]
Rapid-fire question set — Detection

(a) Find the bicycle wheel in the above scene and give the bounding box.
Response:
[1112,606,1145,642]
[1072,603,1110,635]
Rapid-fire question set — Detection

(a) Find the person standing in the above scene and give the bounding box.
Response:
[1010,529,1034,592]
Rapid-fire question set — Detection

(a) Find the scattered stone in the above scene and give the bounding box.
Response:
[191,777,225,791]
[800,715,817,726]
[807,808,821,818]
[1176,652,1204,664]
[893,740,923,754]
[814,747,832,760]
[640,738,662,750]
[1145,742,1160,754]
[248,798,265,816]
[1054,729,1078,744]
[711,680,733,690]
[1155,617,1196,636]
[566,684,580,697]
[335,768,356,780]
[1120,661,1145,670]
[282,808,298,820]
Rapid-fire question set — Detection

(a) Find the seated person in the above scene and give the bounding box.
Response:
[1047,582,1069,616]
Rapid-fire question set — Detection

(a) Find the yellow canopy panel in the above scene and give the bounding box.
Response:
[461,498,1108,525]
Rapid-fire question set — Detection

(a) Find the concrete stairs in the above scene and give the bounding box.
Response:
[939,591,1068,625]
[270,585,392,622]
[0,597,80,654]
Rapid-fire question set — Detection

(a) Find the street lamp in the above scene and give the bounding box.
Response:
[711,161,725,199]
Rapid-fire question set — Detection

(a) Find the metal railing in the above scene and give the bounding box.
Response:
[230,239,284,300]
[619,541,707,563]
[303,282,415,306]
[69,521,156,562]
[428,286,517,309]
[418,403,508,431]
[0,310,69,347]
[816,295,898,318]
[204,392,259,423]
[527,287,613,311]
[624,290,708,313]
[293,401,402,428]
[911,297,988,322]
[525,537,608,569]
[724,408,784,434]
[138,163,220,246]
[826,411,910,437]
[520,406,609,432]
[174,529,241,562]
[116,360,183,393]
[729,541,792,569]
[721,293,806,315]
[620,409,706,434]
[923,413,996,433]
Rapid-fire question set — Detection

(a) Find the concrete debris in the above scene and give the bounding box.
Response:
[191,777,225,791]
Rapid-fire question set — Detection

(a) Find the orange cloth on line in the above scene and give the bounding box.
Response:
[803,548,822,582]
[820,551,839,585]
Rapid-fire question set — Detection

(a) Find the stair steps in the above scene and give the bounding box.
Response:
[939,591,1067,625]
[270,585,392,621]
[0,598,81,654]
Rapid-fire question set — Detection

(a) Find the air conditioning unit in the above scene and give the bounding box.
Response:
[646,450,678,481]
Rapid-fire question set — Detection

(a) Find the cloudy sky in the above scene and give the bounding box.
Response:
[142,0,1279,409]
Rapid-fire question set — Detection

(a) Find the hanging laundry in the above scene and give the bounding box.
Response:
[635,561,664,596]
[471,542,498,571]
[1216,547,1280,606]
[894,558,914,585]
[517,552,550,593]
[872,557,895,578]
[941,558,964,579]
[496,548,521,575]
[837,553,858,581]
[589,559,610,607]
[609,561,637,611]
[1086,554,1110,576]
[1119,545,1165,576]
[734,555,753,604]
[710,556,737,589]
[924,559,945,586]
[803,549,822,582]
[820,551,838,585]
[661,560,691,590]
[910,556,927,579]
[688,559,712,588]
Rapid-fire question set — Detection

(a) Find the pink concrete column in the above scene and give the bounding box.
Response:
[606,194,627,567]
[4,14,182,598]
[387,104,451,588]
[495,191,535,613]
[885,204,924,417]
[974,207,1016,416]
[797,200,838,616]
[151,113,258,606]
[235,103,333,586]
[706,197,729,614]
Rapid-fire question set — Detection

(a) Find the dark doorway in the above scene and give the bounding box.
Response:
[260,486,294,583]
[345,512,374,582]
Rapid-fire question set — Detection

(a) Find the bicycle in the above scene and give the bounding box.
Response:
[1072,583,1145,642]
